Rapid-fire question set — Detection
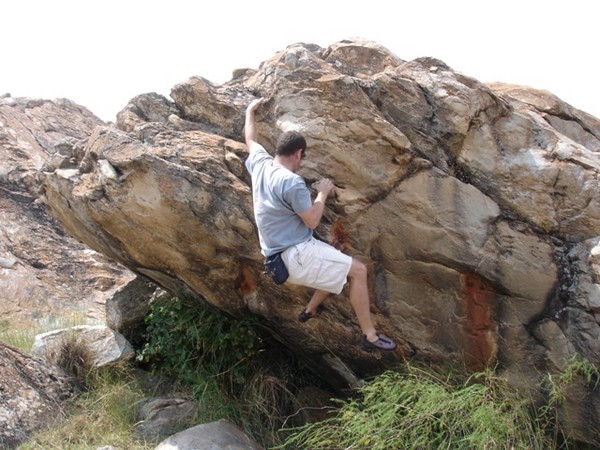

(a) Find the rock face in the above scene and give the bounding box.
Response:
[105,277,163,346]
[0,342,79,448]
[0,97,136,330]
[0,96,141,447]
[3,39,600,442]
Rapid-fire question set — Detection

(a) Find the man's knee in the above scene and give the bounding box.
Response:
[349,258,367,280]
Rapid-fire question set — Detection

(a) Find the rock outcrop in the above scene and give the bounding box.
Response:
[3,39,600,443]
[0,97,136,331]
[0,342,79,448]
[0,95,142,447]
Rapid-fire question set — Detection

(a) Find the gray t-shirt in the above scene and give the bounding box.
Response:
[245,142,313,256]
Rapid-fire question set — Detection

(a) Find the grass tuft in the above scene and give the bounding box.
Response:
[279,365,554,450]
[53,332,96,384]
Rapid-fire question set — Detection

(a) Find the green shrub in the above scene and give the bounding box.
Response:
[280,365,552,450]
[136,294,304,448]
[137,294,261,390]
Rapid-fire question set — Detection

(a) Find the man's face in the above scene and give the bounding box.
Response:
[292,148,305,172]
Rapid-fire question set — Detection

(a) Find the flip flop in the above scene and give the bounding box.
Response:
[298,304,325,323]
[360,333,397,351]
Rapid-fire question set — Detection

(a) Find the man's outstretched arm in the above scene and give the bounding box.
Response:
[245,97,264,148]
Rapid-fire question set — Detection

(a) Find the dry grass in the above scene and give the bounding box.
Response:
[0,313,99,352]
[19,366,153,450]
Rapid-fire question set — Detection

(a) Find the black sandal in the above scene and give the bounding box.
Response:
[298,305,325,323]
[360,333,397,351]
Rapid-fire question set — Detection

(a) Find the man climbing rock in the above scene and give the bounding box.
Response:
[244,97,396,351]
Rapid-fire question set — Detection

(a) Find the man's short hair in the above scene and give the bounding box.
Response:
[276,131,307,157]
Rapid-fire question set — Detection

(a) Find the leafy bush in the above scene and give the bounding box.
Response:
[137,294,261,390]
[280,365,553,450]
[136,294,306,448]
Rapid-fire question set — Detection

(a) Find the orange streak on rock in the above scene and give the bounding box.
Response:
[331,219,353,252]
[460,273,497,371]
[239,266,257,296]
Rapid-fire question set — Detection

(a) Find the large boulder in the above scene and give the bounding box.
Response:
[105,278,164,346]
[0,97,149,448]
[3,39,599,442]
[31,325,134,367]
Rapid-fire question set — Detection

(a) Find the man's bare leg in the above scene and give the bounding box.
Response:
[303,259,377,339]
[347,259,379,342]
[304,289,330,317]
[299,258,396,350]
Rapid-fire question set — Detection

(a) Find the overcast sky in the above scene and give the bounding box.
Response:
[3,0,598,122]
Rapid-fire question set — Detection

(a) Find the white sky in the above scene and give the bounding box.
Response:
[2,0,598,122]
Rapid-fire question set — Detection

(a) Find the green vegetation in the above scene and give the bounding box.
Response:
[137,294,261,390]
[0,319,32,351]
[544,354,599,406]
[280,357,600,450]
[539,354,600,446]
[136,293,301,447]
[280,366,553,450]
[7,295,600,450]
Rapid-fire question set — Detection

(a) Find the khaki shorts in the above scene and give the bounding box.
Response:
[281,237,352,294]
